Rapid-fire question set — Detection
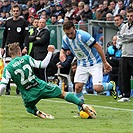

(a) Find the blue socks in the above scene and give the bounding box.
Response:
[102,82,113,91]
[75,92,84,112]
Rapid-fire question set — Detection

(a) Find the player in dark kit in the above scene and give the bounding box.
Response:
[1,4,29,95]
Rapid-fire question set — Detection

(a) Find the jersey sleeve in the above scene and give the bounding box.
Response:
[1,68,11,85]
[62,35,70,50]
[80,30,96,47]
[29,56,41,68]
[29,52,52,68]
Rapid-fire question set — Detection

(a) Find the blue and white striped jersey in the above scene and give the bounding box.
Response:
[62,30,102,67]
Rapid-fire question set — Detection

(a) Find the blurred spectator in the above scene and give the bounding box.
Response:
[106,13,114,21]
[56,49,74,91]
[49,3,56,17]
[29,19,50,81]
[57,50,74,75]
[80,0,89,4]
[0,0,3,14]
[120,9,127,20]
[39,0,44,8]
[39,11,51,25]
[21,4,29,21]
[42,0,51,14]
[1,0,11,13]
[103,0,109,9]
[29,18,50,81]
[124,0,130,7]
[28,17,39,55]
[106,35,121,86]
[50,14,58,25]
[109,0,119,16]
[117,0,126,14]
[71,2,79,17]
[83,4,92,21]
[101,0,112,20]
[57,14,63,21]
[31,0,41,12]
[11,0,19,6]
[78,13,88,31]
[27,0,32,8]
[19,0,28,4]
[54,3,65,18]
[129,0,133,8]
[91,2,99,20]
[75,1,85,16]
[96,2,105,19]
[0,17,5,27]
[72,15,80,24]
[62,0,71,7]
[5,12,10,18]
[117,9,133,102]
[58,18,64,24]
[0,10,6,20]
[64,3,75,18]
[28,7,39,25]
[64,16,71,23]
[43,0,51,8]
[114,14,124,97]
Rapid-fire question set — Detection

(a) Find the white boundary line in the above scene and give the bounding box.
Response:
[3,95,133,112]
[44,99,133,112]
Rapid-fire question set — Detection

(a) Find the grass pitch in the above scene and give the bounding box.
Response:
[0,87,133,133]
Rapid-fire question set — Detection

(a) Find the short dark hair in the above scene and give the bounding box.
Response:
[114,14,123,19]
[12,4,21,11]
[127,8,133,13]
[63,21,75,30]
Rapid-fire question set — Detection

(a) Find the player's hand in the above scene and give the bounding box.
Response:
[22,47,27,55]
[47,45,55,53]
[103,61,112,73]
[36,37,41,40]
[56,62,62,68]
[59,53,66,62]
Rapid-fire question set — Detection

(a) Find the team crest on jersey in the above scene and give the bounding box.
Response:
[77,52,85,58]
[25,27,29,31]
[17,27,21,32]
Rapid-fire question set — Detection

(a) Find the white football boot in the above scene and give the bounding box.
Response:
[117,97,130,102]
[36,110,55,119]
[82,104,96,119]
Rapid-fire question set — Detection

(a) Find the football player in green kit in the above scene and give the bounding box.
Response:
[0,42,96,119]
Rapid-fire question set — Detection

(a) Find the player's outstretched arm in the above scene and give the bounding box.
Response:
[40,45,55,68]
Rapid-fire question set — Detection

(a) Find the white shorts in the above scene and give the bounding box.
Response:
[74,63,103,85]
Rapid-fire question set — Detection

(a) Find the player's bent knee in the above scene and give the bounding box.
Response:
[93,85,103,93]
[59,90,66,99]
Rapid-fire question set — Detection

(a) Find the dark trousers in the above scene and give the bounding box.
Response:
[34,68,47,81]
[121,57,133,98]
[118,59,122,94]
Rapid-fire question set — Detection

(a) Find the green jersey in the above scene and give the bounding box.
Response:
[1,55,48,102]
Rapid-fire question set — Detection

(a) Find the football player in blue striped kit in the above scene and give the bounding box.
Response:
[60,21,117,114]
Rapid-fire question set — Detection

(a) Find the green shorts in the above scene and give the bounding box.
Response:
[24,83,62,115]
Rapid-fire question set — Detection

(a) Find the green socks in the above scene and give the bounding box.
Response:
[64,92,83,106]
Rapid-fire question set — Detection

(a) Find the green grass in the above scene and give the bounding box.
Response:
[0,87,133,133]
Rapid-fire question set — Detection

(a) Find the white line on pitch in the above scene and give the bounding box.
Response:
[2,95,133,112]
[44,99,133,112]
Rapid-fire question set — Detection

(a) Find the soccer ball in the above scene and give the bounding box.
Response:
[79,110,90,119]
